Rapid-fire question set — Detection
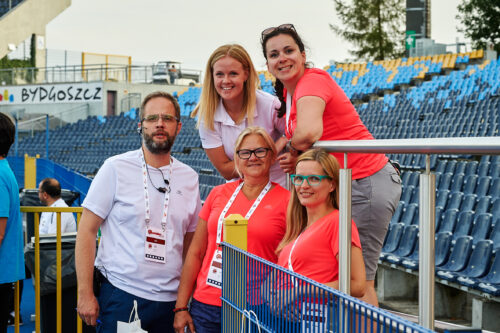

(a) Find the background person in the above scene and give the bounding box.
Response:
[0,112,25,333]
[192,44,290,187]
[173,126,289,333]
[75,92,201,333]
[261,24,401,306]
[38,178,77,235]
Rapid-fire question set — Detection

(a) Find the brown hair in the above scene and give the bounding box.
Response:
[140,91,181,121]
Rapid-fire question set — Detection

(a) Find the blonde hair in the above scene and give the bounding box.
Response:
[276,149,340,253]
[233,126,277,178]
[192,44,259,130]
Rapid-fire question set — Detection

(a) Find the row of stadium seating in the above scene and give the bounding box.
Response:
[0,0,23,17]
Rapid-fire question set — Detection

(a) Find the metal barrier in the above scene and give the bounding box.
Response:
[314,136,500,330]
[19,206,83,333]
[221,242,434,333]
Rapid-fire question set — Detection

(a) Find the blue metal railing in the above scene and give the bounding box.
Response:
[221,243,434,333]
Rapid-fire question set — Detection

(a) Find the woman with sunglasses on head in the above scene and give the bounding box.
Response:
[192,44,291,187]
[173,127,289,333]
[261,24,401,307]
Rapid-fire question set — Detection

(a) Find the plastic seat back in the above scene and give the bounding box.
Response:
[462,174,478,194]
[489,223,500,251]
[438,172,453,190]
[475,176,491,197]
[438,236,473,272]
[382,223,405,254]
[391,201,405,224]
[436,189,450,209]
[453,211,474,241]
[480,252,500,284]
[459,239,494,278]
[461,194,477,212]
[393,225,419,257]
[435,231,453,267]
[475,196,492,214]
[450,173,466,192]
[400,203,418,226]
[471,213,493,244]
[400,185,414,204]
[438,208,459,233]
[447,191,464,210]
[488,178,500,198]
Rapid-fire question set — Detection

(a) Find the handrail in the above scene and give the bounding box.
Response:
[314,137,500,154]
[313,136,500,330]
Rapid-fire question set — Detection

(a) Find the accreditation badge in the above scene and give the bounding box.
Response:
[301,301,328,332]
[144,227,166,264]
[206,248,223,289]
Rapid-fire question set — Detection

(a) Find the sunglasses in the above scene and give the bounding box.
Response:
[261,24,296,41]
[290,174,331,187]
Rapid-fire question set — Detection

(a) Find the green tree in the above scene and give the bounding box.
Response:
[457,0,500,54]
[330,0,405,61]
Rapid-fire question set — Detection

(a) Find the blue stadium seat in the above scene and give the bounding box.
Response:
[438,208,459,233]
[461,194,477,211]
[435,206,444,231]
[462,174,478,194]
[452,211,474,242]
[454,240,494,287]
[400,185,414,204]
[475,195,492,214]
[435,232,453,268]
[489,223,500,251]
[488,178,500,198]
[438,173,453,190]
[447,192,464,210]
[436,189,450,209]
[477,252,500,296]
[380,223,405,260]
[450,173,466,192]
[391,201,405,224]
[470,213,493,245]
[474,176,491,197]
[478,162,490,177]
[436,236,473,278]
[385,225,419,264]
[400,203,418,226]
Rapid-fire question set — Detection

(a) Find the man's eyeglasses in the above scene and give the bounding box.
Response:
[290,174,331,187]
[142,114,179,123]
[236,147,271,160]
[261,24,295,41]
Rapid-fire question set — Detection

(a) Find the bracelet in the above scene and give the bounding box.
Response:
[286,140,303,154]
[173,307,189,313]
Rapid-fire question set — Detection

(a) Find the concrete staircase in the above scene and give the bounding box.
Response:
[0,0,71,65]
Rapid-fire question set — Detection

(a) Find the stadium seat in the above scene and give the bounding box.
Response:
[488,178,500,198]
[435,232,453,267]
[450,173,466,192]
[391,201,405,224]
[454,240,494,286]
[452,211,474,242]
[385,225,419,264]
[400,203,418,226]
[436,236,473,278]
[474,176,491,197]
[380,223,405,260]
[461,194,477,211]
[438,209,459,233]
[477,253,500,296]
[475,195,492,214]
[447,192,464,210]
[436,189,450,209]
[462,174,478,194]
[400,185,414,204]
[470,213,493,245]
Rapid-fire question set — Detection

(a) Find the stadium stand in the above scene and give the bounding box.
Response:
[0,0,24,17]
[13,51,500,298]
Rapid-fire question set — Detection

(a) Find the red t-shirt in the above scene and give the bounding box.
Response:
[285,68,388,179]
[193,180,289,306]
[277,210,361,284]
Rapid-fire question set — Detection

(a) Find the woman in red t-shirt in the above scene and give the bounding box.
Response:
[276,148,366,294]
[173,126,289,333]
[261,24,401,307]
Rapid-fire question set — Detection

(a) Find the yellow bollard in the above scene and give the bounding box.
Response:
[24,154,37,189]
[223,213,248,250]
[222,214,248,332]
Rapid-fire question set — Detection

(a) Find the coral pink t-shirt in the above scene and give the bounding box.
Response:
[277,210,361,284]
[193,180,289,306]
[285,68,388,179]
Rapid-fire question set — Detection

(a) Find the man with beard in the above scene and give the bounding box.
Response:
[75,92,201,333]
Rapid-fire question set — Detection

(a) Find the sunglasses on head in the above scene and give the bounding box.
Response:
[261,24,295,41]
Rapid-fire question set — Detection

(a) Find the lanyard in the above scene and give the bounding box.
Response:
[140,150,173,231]
[215,181,272,245]
[285,92,293,137]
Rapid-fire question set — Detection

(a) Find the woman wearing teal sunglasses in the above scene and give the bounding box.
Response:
[276,148,366,296]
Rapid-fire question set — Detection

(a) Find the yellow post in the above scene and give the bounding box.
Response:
[222,214,248,332]
[14,281,20,333]
[223,213,248,250]
[24,154,37,189]
[34,212,41,333]
[56,212,62,333]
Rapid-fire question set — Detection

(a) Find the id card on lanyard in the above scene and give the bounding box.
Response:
[206,181,272,289]
[140,150,172,264]
[288,233,329,331]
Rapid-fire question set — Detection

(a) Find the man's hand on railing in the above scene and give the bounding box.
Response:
[173,310,195,333]
[77,291,100,326]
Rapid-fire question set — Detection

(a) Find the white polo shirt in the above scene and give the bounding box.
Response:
[39,198,77,235]
[198,89,287,187]
[82,149,201,302]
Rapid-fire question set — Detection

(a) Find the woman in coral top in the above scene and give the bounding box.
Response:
[173,127,289,333]
[261,24,401,306]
